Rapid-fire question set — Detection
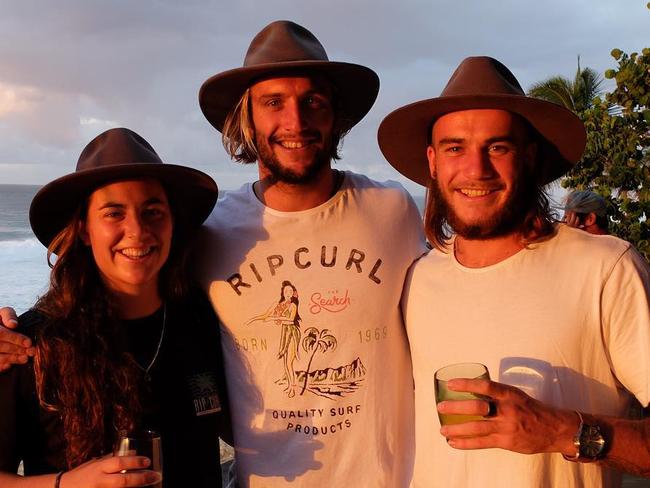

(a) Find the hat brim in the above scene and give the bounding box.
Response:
[30,163,218,247]
[378,94,586,186]
[199,60,379,133]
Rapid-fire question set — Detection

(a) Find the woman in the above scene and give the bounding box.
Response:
[0,128,229,487]
[247,280,301,397]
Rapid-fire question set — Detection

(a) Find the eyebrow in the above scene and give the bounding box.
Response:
[97,197,165,210]
[257,89,330,101]
[437,137,465,145]
[436,136,517,145]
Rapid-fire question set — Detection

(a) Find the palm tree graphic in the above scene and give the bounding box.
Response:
[300,327,337,395]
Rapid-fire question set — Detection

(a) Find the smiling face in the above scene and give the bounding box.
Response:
[249,76,335,184]
[80,179,173,296]
[427,109,536,239]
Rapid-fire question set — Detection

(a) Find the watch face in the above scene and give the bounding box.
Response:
[581,425,606,459]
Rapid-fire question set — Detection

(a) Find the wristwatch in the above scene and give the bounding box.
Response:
[564,411,606,461]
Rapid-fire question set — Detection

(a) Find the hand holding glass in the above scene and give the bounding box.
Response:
[114,430,163,487]
[435,363,490,426]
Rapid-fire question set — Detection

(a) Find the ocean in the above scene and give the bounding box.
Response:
[0,183,426,315]
[0,185,51,314]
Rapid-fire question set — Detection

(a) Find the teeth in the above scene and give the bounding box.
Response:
[279,141,307,149]
[460,189,492,197]
[120,247,152,258]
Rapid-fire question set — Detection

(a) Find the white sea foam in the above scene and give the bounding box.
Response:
[0,237,50,314]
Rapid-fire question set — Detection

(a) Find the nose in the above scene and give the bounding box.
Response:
[281,98,308,132]
[124,211,147,240]
[463,147,497,180]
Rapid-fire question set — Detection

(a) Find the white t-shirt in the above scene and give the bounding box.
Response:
[198,171,426,487]
[403,225,650,488]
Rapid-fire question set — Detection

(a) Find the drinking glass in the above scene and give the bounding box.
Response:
[114,430,163,487]
[434,362,490,426]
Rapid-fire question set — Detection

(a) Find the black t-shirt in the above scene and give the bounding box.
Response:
[0,291,230,488]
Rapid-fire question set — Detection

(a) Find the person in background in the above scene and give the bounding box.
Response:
[563,189,609,235]
[0,128,229,488]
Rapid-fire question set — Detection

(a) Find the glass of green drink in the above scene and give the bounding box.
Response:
[435,362,490,426]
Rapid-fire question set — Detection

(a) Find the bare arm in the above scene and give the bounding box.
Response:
[586,413,650,477]
[438,379,650,476]
[0,455,161,487]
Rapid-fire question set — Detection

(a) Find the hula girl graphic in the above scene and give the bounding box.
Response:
[247,280,366,399]
[247,280,302,397]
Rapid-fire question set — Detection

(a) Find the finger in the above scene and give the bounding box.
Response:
[0,327,33,349]
[0,353,29,366]
[103,455,151,474]
[446,378,503,397]
[110,470,162,487]
[437,398,490,417]
[440,418,498,442]
[0,308,19,329]
[0,340,32,354]
[446,433,501,450]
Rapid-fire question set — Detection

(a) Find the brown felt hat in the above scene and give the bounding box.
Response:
[30,128,218,247]
[378,56,586,186]
[199,20,379,132]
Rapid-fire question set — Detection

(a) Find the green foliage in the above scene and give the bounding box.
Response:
[528,58,604,113]
[561,49,650,260]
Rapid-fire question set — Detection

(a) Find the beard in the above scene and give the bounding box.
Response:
[256,132,333,185]
[432,169,536,240]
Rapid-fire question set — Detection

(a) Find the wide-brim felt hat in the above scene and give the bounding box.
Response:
[378,56,587,186]
[199,20,379,133]
[30,128,218,247]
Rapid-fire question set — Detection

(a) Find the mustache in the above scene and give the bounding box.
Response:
[270,130,322,142]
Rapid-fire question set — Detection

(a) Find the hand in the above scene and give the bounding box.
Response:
[61,454,162,487]
[0,307,35,372]
[437,378,579,456]
[563,211,584,229]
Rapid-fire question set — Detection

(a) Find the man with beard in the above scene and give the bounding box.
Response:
[0,20,425,487]
[194,20,426,486]
[379,57,650,487]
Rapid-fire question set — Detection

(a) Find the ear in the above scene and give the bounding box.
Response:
[78,220,91,246]
[584,212,597,227]
[427,145,437,179]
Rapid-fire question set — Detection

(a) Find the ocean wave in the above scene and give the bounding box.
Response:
[0,237,42,251]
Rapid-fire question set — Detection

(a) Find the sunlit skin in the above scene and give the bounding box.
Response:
[249,76,338,211]
[80,179,172,316]
[427,109,537,266]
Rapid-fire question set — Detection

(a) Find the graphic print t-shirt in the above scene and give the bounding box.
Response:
[198,172,426,487]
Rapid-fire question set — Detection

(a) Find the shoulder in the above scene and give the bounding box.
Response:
[344,171,411,197]
[16,309,48,341]
[406,248,447,279]
[343,171,420,213]
[206,184,252,217]
[539,225,635,266]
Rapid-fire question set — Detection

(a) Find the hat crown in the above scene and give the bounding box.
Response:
[243,20,329,66]
[76,128,162,172]
[441,56,525,97]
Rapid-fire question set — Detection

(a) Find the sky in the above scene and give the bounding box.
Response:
[0,0,648,196]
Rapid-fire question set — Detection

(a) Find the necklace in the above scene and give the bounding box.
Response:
[134,304,166,382]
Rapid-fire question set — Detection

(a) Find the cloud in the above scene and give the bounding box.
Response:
[0,0,647,190]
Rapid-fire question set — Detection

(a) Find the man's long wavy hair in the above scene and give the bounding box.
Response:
[221,76,351,163]
[33,186,191,469]
[424,122,557,251]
